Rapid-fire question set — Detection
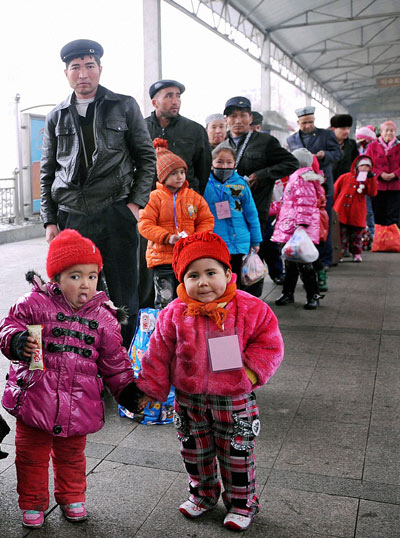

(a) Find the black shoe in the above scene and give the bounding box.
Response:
[275,293,294,305]
[272,276,284,285]
[304,293,323,310]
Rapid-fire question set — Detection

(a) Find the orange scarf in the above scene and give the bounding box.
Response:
[177,281,237,329]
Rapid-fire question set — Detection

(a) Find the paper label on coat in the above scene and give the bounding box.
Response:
[207,333,243,372]
[357,171,368,182]
[215,201,231,219]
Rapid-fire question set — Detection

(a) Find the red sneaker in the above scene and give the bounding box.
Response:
[22,510,44,528]
[60,502,87,522]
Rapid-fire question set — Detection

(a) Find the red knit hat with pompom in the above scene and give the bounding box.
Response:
[153,138,188,182]
[172,231,232,282]
[46,229,103,279]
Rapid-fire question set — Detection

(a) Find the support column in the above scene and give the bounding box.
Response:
[143,0,162,117]
[260,36,271,114]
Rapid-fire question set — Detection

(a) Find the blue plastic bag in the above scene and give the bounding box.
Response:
[118,308,175,424]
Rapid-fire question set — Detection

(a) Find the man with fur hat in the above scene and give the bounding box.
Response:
[40,39,156,348]
[330,114,359,181]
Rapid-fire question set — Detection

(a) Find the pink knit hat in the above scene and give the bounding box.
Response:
[355,126,376,141]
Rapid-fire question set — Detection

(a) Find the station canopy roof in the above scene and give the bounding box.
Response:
[228,0,400,123]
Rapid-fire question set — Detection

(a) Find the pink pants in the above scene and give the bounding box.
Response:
[15,420,86,511]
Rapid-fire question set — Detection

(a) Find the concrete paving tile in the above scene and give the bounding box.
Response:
[105,445,184,472]
[316,352,378,370]
[361,481,400,505]
[296,397,372,426]
[356,500,400,538]
[267,469,362,498]
[378,335,400,360]
[117,421,177,452]
[85,441,117,460]
[255,416,294,468]
[275,417,368,479]
[364,426,400,486]
[325,333,380,357]
[258,485,358,538]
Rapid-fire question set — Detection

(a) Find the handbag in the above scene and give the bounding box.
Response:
[371,224,400,252]
[282,227,319,263]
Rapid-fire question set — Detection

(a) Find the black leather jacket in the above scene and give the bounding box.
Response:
[40,85,156,224]
[227,131,299,221]
[145,112,211,194]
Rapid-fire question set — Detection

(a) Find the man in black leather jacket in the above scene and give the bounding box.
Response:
[40,39,156,348]
[224,96,298,297]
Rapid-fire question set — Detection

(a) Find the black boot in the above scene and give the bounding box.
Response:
[275,293,294,305]
[304,293,323,310]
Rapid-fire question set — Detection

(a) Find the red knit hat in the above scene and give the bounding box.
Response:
[46,229,103,279]
[172,231,232,282]
[153,138,187,183]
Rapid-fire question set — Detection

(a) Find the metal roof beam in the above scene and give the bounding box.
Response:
[293,40,400,56]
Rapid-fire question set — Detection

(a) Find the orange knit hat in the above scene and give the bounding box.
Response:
[172,231,232,282]
[46,229,103,279]
[153,138,188,182]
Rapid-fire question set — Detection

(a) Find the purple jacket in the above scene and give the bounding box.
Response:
[272,167,325,244]
[0,274,135,437]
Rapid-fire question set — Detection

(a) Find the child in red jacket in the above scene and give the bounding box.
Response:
[138,139,214,309]
[333,155,378,262]
[136,231,284,531]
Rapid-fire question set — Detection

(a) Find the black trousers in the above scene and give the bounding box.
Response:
[58,201,138,350]
[372,190,400,226]
[283,260,319,299]
[153,265,179,309]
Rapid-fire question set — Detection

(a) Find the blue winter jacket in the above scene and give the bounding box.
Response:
[204,171,262,255]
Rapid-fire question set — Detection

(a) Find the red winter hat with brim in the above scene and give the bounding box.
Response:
[153,138,188,182]
[172,231,232,282]
[46,229,103,279]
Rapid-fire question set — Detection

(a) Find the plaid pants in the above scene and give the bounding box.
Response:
[174,390,260,516]
[340,224,364,256]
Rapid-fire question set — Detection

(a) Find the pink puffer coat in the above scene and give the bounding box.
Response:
[0,274,135,437]
[272,167,326,244]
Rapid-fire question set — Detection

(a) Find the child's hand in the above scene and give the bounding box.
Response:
[23,336,38,358]
[137,395,157,411]
[250,245,260,253]
[168,234,180,245]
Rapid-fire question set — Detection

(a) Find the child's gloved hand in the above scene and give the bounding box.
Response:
[10,330,35,362]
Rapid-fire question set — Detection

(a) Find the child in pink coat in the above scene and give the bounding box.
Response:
[136,231,284,532]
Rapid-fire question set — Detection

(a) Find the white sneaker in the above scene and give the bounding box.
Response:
[179,500,211,518]
[223,512,253,531]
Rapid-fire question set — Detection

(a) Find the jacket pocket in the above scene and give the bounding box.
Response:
[2,363,36,417]
[105,119,128,150]
[55,125,76,158]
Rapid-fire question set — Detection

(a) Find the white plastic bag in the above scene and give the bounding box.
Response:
[282,227,319,263]
[241,249,267,286]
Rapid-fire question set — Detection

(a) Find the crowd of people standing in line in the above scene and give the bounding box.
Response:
[1,37,400,533]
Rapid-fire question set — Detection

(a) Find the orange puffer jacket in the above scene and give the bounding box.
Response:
[138,181,214,268]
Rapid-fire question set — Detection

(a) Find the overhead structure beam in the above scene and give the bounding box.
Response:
[163,0,342,111]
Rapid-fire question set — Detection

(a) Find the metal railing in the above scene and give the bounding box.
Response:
[0,169,20,224]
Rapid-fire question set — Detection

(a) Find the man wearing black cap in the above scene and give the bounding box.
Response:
[330,114,359,181]
[40,39,156,348]
[250,111,263,132]
[145,79,211,194]
[224,96,298,296]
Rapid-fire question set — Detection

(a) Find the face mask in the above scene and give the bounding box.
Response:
[213,168,234,182]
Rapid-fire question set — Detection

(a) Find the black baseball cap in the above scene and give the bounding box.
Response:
[224,96,251,116]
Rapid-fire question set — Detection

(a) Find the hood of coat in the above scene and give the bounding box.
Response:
[350,154,375,176]
[24,270,128,324]
[293,167,325,184]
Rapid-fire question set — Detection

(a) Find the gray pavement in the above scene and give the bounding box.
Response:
[0,236,399,537]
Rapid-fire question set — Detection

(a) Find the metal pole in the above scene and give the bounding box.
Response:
[15,93,25,221]
[12,167,21,223]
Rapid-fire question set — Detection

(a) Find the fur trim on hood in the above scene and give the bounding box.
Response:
[301,169,326,183]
